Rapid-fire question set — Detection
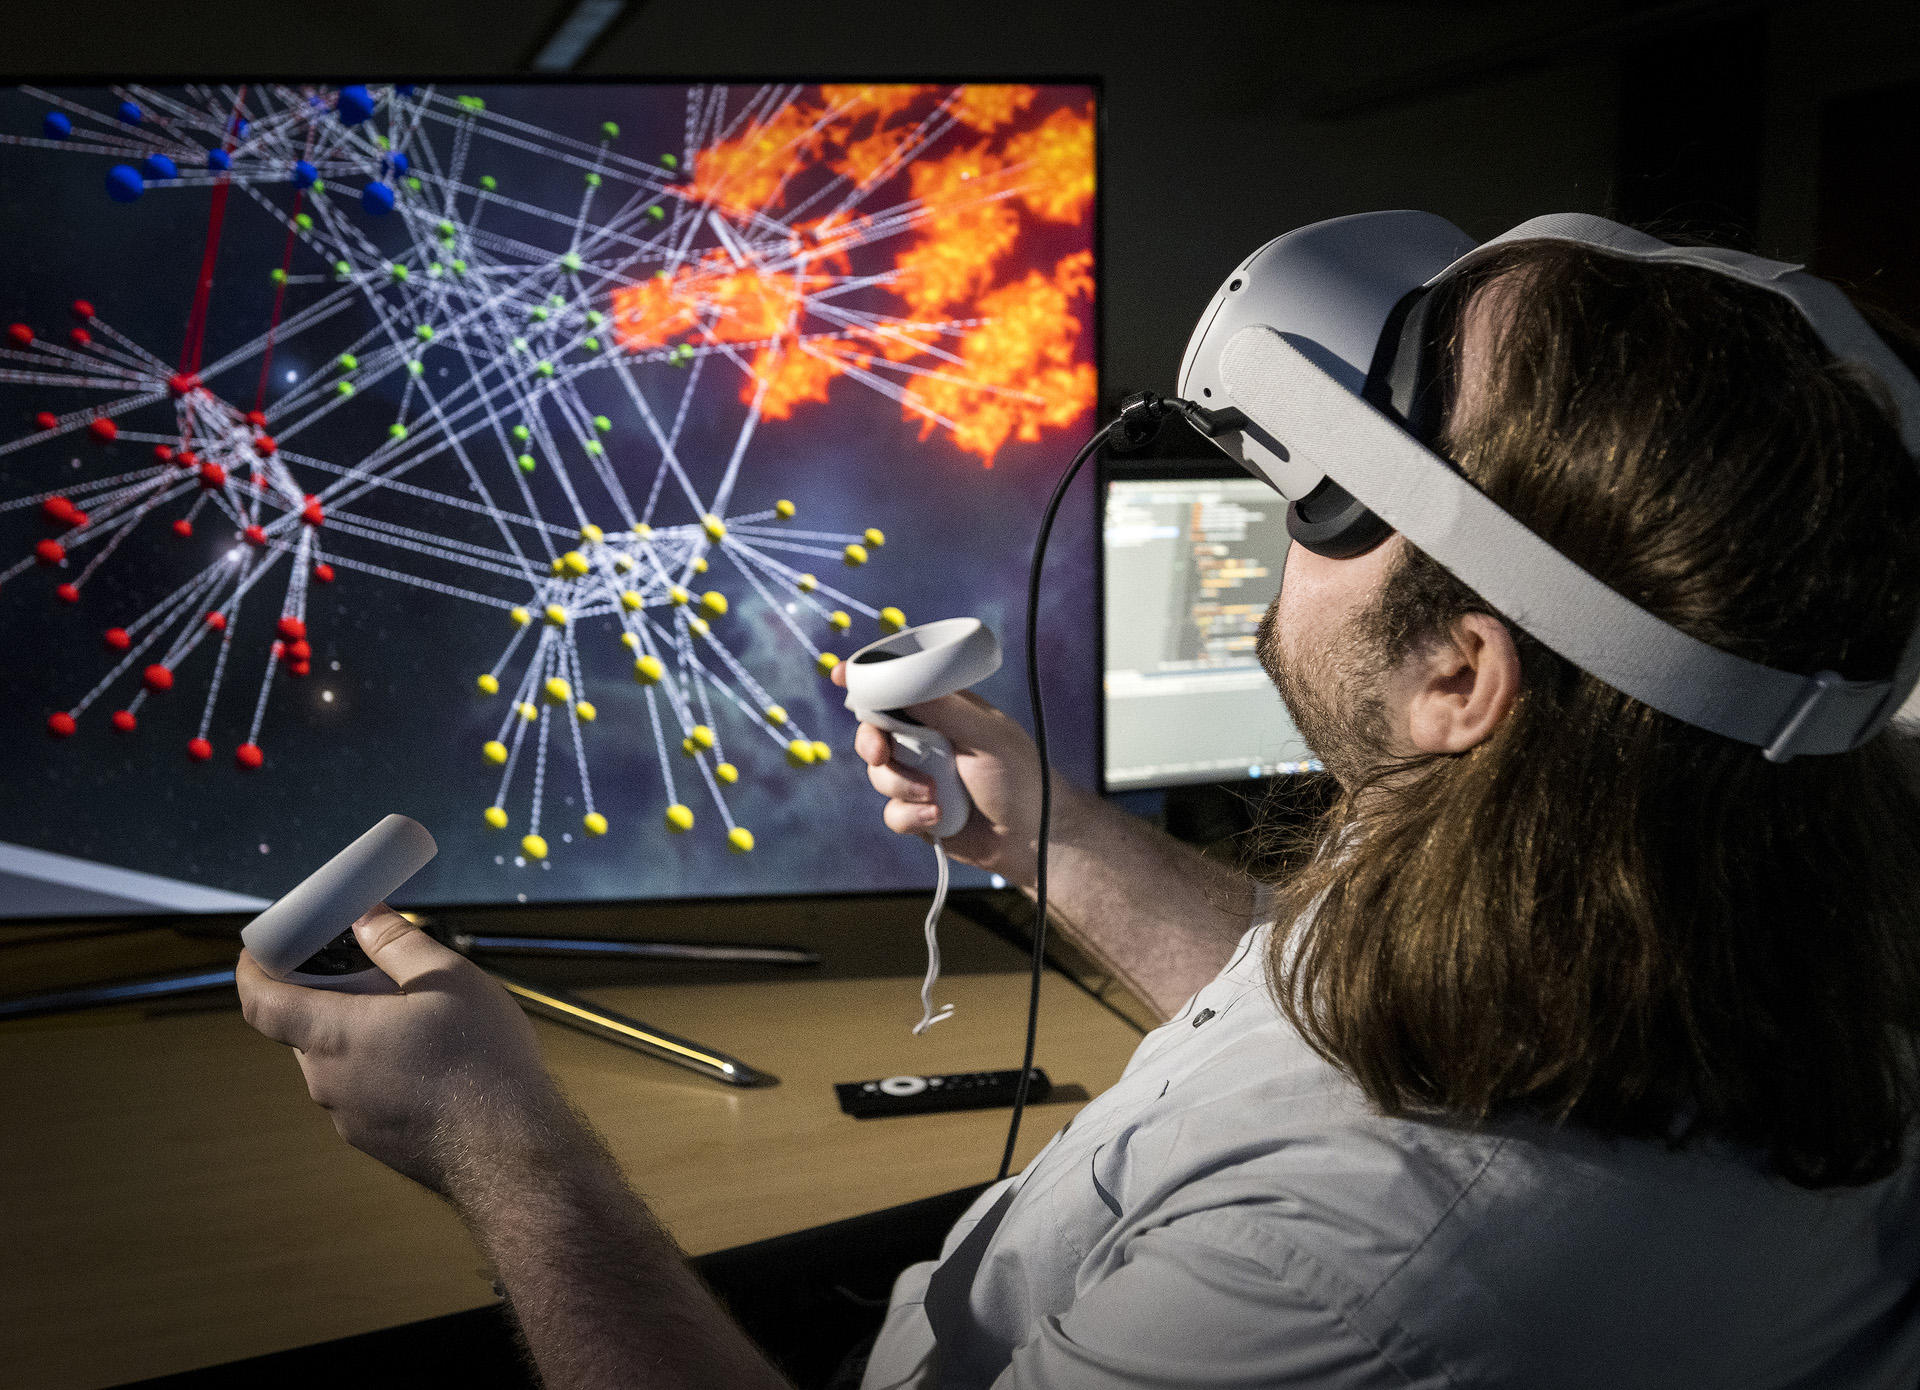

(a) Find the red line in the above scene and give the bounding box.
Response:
[179,87,248,376]
[254,189,304,413]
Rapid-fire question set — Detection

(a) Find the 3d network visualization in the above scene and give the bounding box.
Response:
[0,82,1095,871]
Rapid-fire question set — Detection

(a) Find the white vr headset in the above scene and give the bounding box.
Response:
[1173,211,1920,763]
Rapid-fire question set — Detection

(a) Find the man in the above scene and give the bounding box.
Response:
[240,225,1920,1388]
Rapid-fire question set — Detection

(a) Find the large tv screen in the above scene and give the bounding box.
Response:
[0,82,1099,916]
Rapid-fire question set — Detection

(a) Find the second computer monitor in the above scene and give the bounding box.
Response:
[1104,471,1319,791]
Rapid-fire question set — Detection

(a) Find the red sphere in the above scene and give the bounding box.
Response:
[290,659,311,677]
[110,710,136,733]
[301,500,324,527]
[167,372,200,398]
[35,538,64,566]
[71,299,94,319]
[245,410,267,428]
[270,639,285,659]
[243,524,267,547]
[142,664,174,693]
[7,324,32,347]
[171,519,193,538]
[176,449,198,468]
[68,328,91,348]
[46,711,75,738]
[205,611,227,630]
[197,462,226,489]
[41,496,81,526]
[235,743,264,770]
[55,582,79,603]
[35,411,57,431]
[152,444,174,463]
[276,615,307,641]
[313,562,335,583]
[287,639,312,662]
[87,417,117,444]
[187,737,212,762]
[254,434,277,456]
[103,627,130,651]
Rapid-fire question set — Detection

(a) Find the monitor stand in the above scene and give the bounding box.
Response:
[0,931,810,1087]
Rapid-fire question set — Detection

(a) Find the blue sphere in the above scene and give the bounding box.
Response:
[396,84,417,97]
[361,181,395,216]
[291,159,317,189]
[337,85,375,126]
[233,118,249,139]
[387,150,409,175]
[42,112,71,140]
[206,149,231,172]
[105,164,145,203]
[117,100,141,125]
[142,154,177,181]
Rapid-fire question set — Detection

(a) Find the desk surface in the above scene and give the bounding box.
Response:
[0,906,1146,1390]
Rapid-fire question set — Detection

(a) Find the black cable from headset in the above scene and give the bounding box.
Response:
[996,392,1236,1181]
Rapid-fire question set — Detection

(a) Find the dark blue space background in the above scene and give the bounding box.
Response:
[0,83,1099,912]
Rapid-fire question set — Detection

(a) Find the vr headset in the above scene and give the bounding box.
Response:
[1173,211,1920,763]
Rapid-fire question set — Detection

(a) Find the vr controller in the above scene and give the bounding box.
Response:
[843,618,1002,839]
[240,813,438,992]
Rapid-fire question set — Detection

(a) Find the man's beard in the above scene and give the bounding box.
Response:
[1257,594,1393,789]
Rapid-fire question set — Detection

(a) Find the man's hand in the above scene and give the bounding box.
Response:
[832,659,1075,888]
[236,906,562,1194]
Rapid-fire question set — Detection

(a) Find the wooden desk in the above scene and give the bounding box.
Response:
[0,905,1146,1390]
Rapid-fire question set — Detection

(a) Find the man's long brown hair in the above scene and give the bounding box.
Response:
[1264,242,1920,1188]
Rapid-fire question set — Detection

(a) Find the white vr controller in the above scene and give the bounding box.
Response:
[240,813,439,992]
[844,618,1002,840]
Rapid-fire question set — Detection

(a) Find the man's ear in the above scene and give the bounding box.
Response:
[1403,612,1521,755]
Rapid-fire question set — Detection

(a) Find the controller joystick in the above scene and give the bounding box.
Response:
[843,618,1002,840]
[240,814,438,992]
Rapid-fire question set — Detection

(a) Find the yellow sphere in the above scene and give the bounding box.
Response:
[810,740,832,763]
[715,761,739,784]
[575,700,597,722]
[774,499,796,518]
[864,527,886,547]
[549,556,565,576]
[484,805,508,829]
[816,651,840,675]
[797,573,818,592]
[579,523,604,544]
[633,522,653,539]
[665,803,694,832]
[764,704,788,725]
[843,543,868,566]
[687,616,710,638]
[518,701,539,722]
[614,554,638,573]
[621,589,642,610]
[544,676,572,704]
[879,606,906,633]
[561,550,591,577]
[690,724,715,749]
[728,826,755,853]
[583,811,608,836]
[829,610,851,631]
[702,513,727,540]
[544,603,569,626]
[510,606,531,626]
[634,654,664,683]
[787,738,816,766]
[701,590,728,616]
[621,631,640,650]
[521,834,549,860]
[681,735,698,756]
[691,556,709,574]
[477,672,500,694]
[483,740,509,765]
[669,585,690,606]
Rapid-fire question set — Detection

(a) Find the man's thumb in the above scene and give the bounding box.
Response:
[352,904,461,990]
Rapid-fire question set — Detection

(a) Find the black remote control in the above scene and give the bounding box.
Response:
[834,1068,1050,1119]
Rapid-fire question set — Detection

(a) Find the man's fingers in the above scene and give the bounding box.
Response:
[352,905,465,991]
[904,689,1021,752]
[883,798,941,836]
[868,760,933,803]
[236,949,318,1051]
[829,659,849,688]
[854,722,892,767]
